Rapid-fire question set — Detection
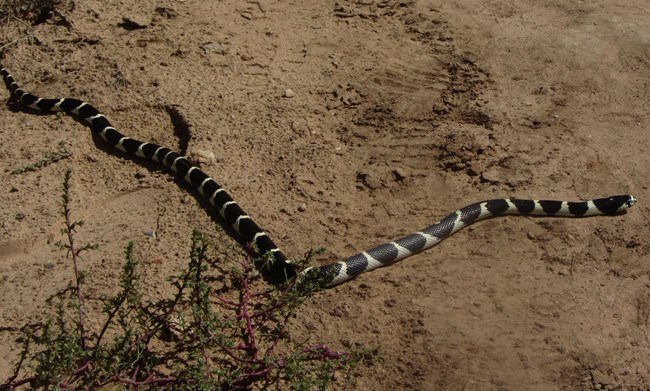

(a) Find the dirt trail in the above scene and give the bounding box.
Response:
[1,1,648,389]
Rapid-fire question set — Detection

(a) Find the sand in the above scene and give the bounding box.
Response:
[0,0,648,389]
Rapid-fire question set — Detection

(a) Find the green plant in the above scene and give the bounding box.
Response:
[1,170,378,390]
[10,141,71,175]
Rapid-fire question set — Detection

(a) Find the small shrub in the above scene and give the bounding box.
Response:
[1,170,378,390]
[10,141,71,175]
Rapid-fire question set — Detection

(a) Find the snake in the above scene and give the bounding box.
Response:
[0,64,637,288]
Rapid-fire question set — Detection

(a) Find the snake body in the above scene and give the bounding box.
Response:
[1,65,636,287]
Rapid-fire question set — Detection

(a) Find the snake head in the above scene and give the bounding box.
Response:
[626,195,638,208]
[595,195,637,214]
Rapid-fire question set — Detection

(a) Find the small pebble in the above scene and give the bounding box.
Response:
[298,203,307,212]
[144,229,157,239]
[326,101,342,110]
[284,89,295,98]
[120,16,148,29]
[192,149,216,165]
[201,42,227,55]
[392,168,406,181]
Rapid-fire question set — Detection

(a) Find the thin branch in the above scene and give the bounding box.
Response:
[0,34,32,52]
[62,170,87,351]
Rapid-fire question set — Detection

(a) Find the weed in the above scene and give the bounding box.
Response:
[10,141,71,175]
[1,170,378,390]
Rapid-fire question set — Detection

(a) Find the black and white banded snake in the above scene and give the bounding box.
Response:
[1,64,637,288]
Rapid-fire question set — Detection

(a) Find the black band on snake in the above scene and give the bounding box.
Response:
[1,65,637,288]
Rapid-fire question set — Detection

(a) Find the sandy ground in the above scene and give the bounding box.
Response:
[0,0,649,389]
